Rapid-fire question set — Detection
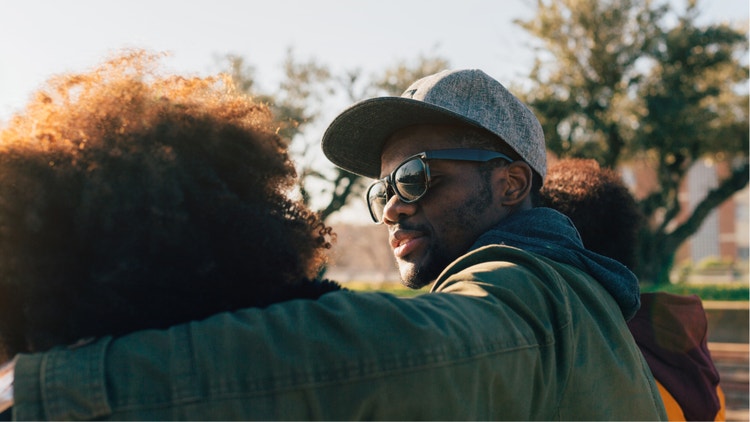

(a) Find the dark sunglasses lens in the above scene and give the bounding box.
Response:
[366,181,388,222]
[394,158,427,201]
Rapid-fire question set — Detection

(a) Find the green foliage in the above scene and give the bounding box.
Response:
[371,54,451,96]
[516,0,667,164]
[516,0,749,284]
[218,49,333,143]
[694,256,745,270]
[641,283,749,301]
[345,281,423,298]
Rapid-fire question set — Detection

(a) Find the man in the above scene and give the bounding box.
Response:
[7,69,666,420]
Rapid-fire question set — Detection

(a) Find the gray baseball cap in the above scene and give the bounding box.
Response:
[321,69,547,181]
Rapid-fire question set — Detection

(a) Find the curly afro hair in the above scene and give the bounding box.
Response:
[0,50,339,361]
[538,159,644,270]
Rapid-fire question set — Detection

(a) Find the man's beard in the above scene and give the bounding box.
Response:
[397,245,454,290]
[396,174,495,290]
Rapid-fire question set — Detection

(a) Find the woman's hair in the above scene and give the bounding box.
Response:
[538,159,644,269]
[0,50,337,360]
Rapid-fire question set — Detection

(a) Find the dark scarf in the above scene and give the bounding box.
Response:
[470,207,640,320]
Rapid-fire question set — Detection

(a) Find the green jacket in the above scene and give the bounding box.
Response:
[12,245,666,420]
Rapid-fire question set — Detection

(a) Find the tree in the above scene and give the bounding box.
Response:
[219,51,450,221]
[371,54,450,96]
[516,0,749,284]
[217,49,333,143]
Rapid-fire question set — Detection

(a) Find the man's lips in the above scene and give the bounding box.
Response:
[390,229,427,259]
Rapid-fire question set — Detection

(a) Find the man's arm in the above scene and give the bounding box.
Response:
[12,272,559,421]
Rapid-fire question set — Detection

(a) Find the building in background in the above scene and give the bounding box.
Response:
[675,160,749,281]
[623,158,747,282]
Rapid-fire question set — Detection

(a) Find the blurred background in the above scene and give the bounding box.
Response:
[2,0,749,418]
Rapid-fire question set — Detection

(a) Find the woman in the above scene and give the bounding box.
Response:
[0,50,340,364]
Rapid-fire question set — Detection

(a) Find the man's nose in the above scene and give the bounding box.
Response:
[382,193,418,224]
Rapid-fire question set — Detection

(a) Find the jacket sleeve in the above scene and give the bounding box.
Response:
[12,260,567,420]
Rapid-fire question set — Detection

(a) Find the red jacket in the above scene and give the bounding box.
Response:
[628,292,724,421]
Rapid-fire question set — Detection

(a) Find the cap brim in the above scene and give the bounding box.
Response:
[321,96,486,179]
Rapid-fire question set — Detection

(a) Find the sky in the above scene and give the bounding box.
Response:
[2,0,747,121]
[0,0,537,120]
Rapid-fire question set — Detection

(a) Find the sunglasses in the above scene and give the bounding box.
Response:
[366,148,515,223]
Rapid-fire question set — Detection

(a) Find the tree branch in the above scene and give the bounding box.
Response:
[667,161,749,249]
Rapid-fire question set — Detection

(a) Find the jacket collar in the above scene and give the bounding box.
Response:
[470,207,641,320]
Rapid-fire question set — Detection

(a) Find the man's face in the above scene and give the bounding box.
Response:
[379,125,507,289]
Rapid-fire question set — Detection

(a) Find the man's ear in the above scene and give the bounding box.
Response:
[495,161,533,206]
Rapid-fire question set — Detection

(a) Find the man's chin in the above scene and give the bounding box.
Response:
[396,246,458,290]
[400,278,431,290]
[397,262,437,290]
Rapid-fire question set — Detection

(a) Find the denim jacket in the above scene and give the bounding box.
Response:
[12,209,666,420]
